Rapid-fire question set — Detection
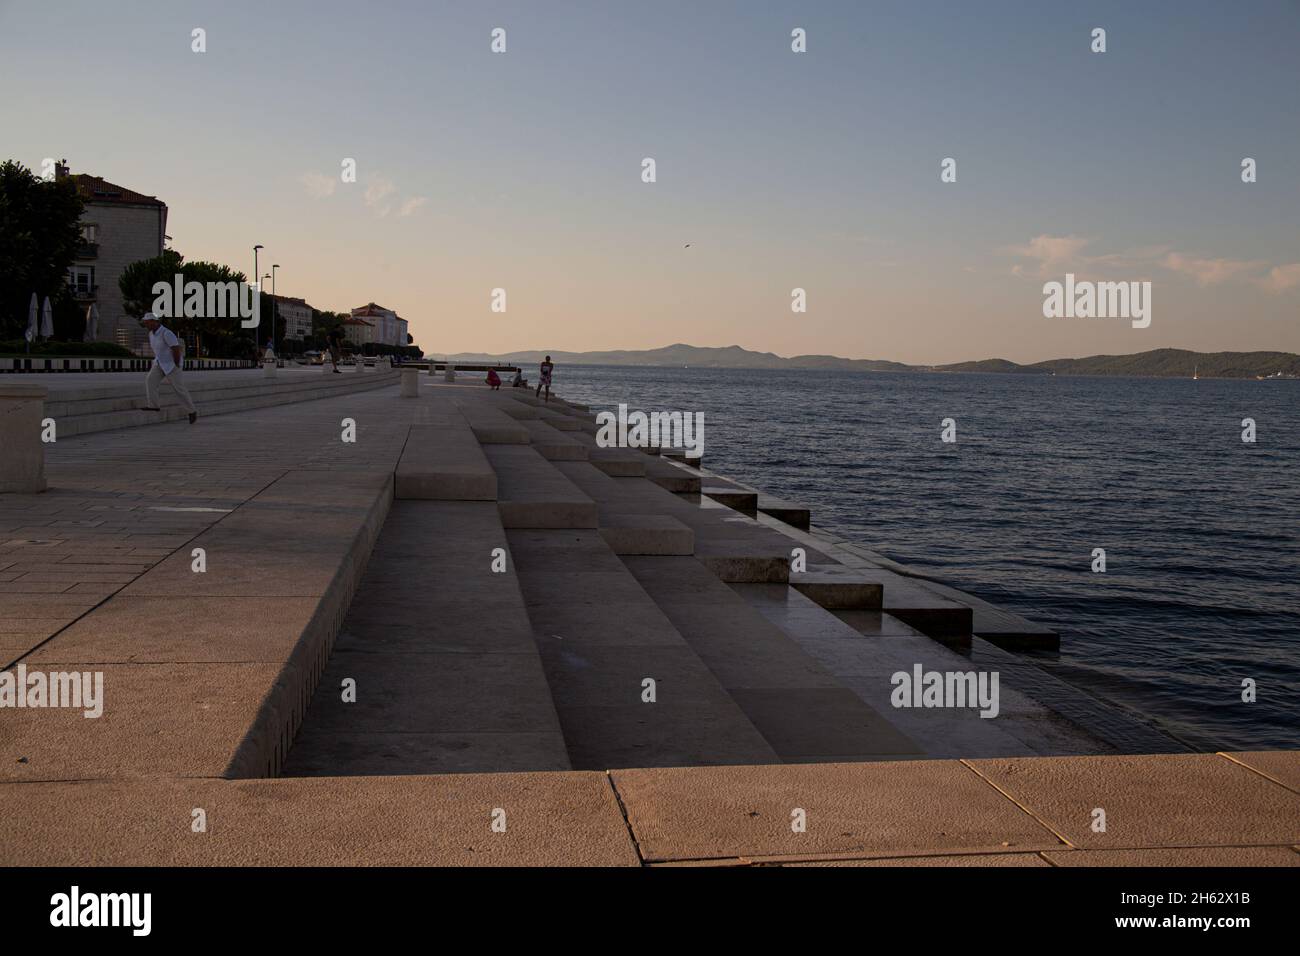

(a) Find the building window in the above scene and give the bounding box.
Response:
[68,265,95,294]
[80,223,98,242]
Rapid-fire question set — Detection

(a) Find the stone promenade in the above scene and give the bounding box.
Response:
[1,370,1296,866]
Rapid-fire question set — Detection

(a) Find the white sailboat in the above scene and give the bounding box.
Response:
[1193,365,1198,380]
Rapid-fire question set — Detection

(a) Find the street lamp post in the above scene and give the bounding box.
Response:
[253,244,263,365]
[261,274,271,354]
[271,264,279,355]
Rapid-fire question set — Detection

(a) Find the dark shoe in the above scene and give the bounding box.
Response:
[188,412,198,424]
[332,368,341,373]
[141,406,161,411]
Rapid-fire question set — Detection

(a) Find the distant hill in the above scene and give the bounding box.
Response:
[445,343,911,371]
[1028,349,1300,379]
[444,343,1299,379]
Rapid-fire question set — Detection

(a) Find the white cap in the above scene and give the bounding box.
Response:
[141,312,158,323]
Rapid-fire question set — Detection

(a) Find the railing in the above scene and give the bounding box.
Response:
[76,242,99,258]
[68,284,98,300]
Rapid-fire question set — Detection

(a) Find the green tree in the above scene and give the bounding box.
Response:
[119,251,252,358]
[0,160,86,339]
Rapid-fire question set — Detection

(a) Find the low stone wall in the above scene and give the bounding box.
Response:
[2,356,256,373]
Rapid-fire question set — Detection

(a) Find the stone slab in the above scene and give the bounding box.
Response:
[520,419,589,461]
[702,486,758,516]
[509,529,777,770]
[1042,846,1300,867]
[757,495,810,530]
[598,514,694,555]
[285,499,568,776]
[395,420,498,501]
[791,567,884,609]
[1224,750,1300,793]
[486,445,597,529]
[0,772,639,866]
[611,760,1061,862]
[968,753,1300,849]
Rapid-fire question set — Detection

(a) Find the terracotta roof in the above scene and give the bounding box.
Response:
[341,317,374,326]
[68,173,165,207]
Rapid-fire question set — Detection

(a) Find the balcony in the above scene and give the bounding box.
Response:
[69,284,98,301]
[76,241,99,259]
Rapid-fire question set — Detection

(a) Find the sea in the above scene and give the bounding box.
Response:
[551,364,1300,752]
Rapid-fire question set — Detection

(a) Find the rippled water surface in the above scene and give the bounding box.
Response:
[551,365,1300,751]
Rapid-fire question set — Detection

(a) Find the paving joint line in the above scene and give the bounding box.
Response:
[1215,751,1300,796]
[957,758,1076,849]
[2,468,292,670]
[603,772,646,867]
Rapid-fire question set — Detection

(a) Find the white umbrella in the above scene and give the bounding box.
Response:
[40,296,54,338]
[83,303,99,342]
[25,293,38,343]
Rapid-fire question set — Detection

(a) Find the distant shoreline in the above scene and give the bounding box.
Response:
[439,344,1300,381]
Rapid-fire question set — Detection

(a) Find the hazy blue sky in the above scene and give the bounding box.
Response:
[2,0,1297,362]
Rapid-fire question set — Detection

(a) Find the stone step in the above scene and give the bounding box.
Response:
[845,567,974,639]
[645,456,701,493]
[598,514,694,555]
[756,494,810,530]
[489,398,542,420]
[737,585,1089,759]
[567,430,647,476]
[507,528,779,769]
[901,577,1060,650]
[395,416,498,501]
[691,467,807,528]
[48,372,399,437]
[557,464,796,584]
[623,555,922,762]
[663,449,704,468]
[284,499,570,776]
[520,419,589,461]
[484,444,598,529]
[453,397,531,443]
[44,373,386,417]
[702,485,758,517]
[791,565,884,609]
[538,409,583,431]
[8,468,394,782]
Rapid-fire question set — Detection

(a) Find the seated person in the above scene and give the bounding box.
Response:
[486,368,502,390]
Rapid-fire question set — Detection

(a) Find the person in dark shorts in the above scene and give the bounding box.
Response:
[536,355,554,401]
[326,327,344,372]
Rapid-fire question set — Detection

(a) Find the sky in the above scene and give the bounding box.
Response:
[2,0,1297,364]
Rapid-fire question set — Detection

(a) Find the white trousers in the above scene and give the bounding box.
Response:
[145,365,197,414]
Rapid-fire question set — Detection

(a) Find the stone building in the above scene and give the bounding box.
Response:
[340,315,374,348]
[350,302,407,348]
[272,295,313,344]
[58,162,168,352]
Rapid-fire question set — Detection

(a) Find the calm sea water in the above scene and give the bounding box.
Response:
[550,364,1300,752]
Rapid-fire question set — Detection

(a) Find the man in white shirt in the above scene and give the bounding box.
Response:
[140,313,198,424]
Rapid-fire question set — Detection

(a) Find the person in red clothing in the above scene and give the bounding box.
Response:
[486,368,502,390]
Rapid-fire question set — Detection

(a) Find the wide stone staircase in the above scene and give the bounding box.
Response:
[1,375,1159,788]
[277,383,1119,776]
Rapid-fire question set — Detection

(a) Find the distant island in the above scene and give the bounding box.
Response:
[443,344,1300,380]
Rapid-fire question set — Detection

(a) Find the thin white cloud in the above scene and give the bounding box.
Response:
[1161,252,1266,286]
[364,176,397,209]
[1260,262,1300,293]
[1004,234,1092,278]
[1004,235,1296,294]
[399,196,429,218]
[299,171,337,199]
